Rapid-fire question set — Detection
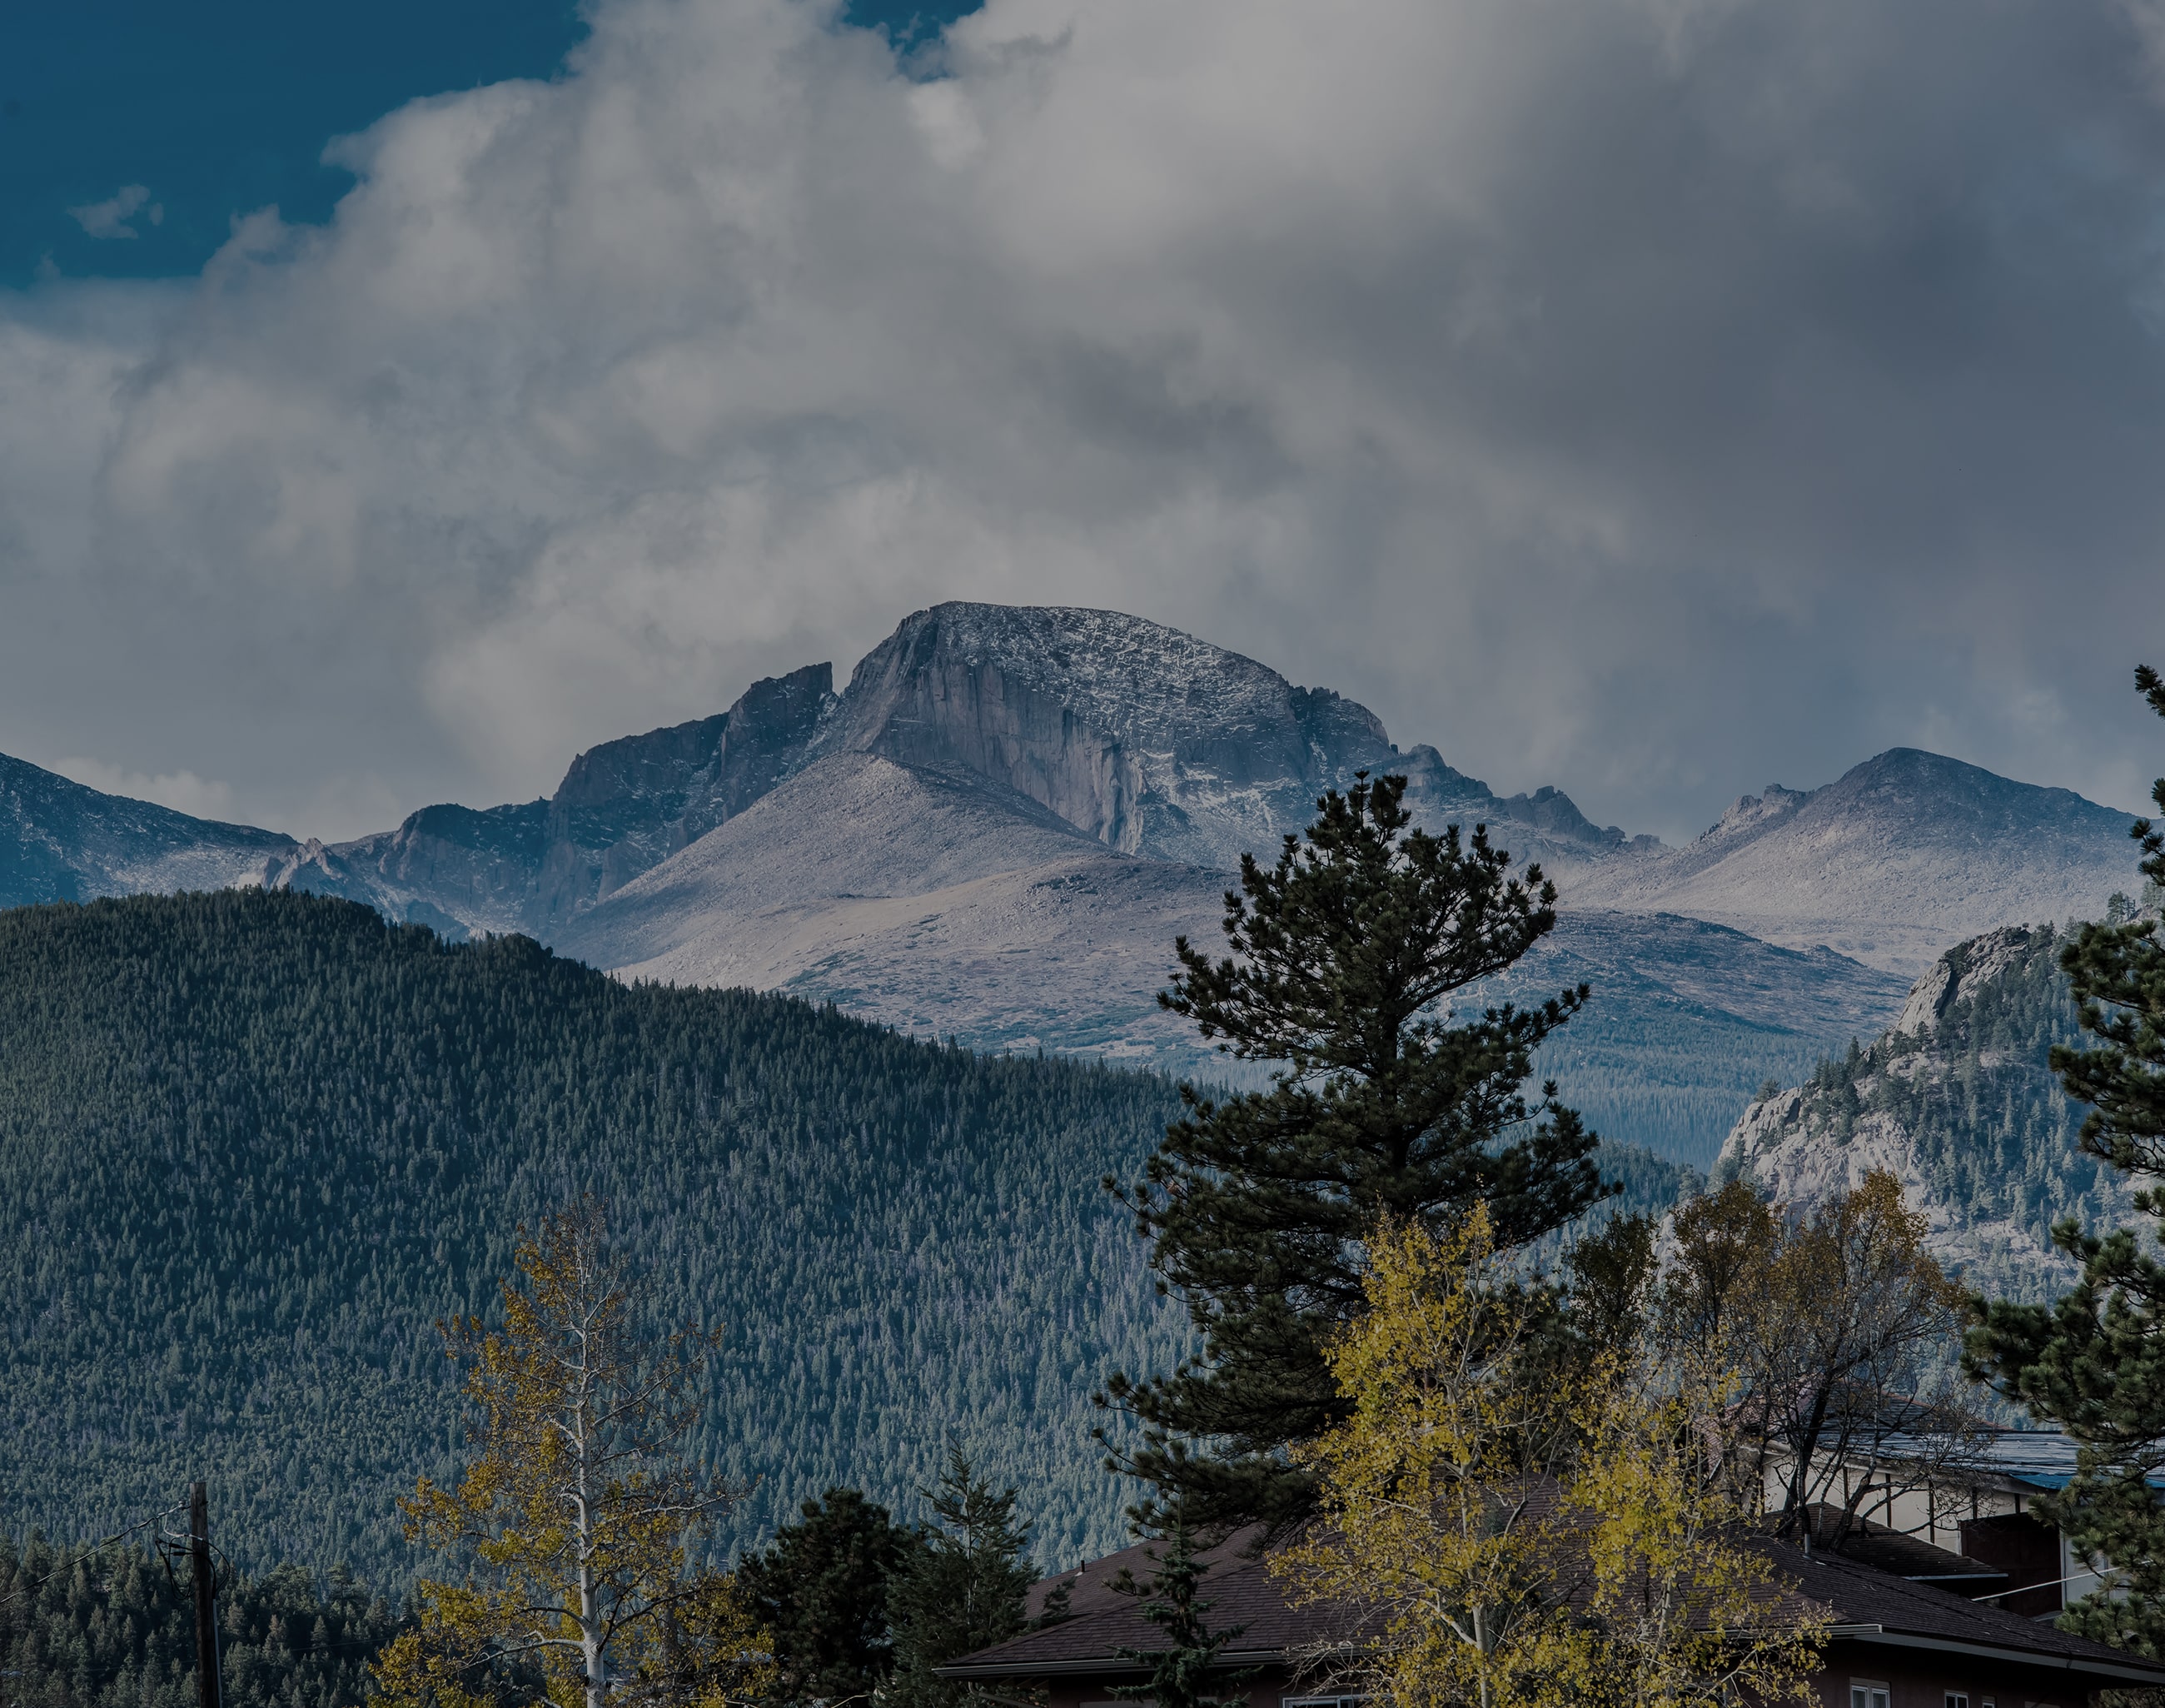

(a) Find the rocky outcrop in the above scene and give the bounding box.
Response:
[264,662,838,938]
[532,662,834,928]
[1715,924,2130,1298]
[805,604,1393,868]
[267,800,550,938]
[804,603,1640,874]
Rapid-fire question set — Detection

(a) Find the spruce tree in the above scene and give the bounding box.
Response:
[1107,1526,1255,1708]
[1099,774,1605,1533]
[737,1488,923,1703]
[1966,665,2165,1651]
[886,1448,1037,1708]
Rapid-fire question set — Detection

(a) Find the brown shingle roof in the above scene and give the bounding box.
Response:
[948,1526,2165,1687]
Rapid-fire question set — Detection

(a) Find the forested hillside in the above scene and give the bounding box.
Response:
[0,891,1197,1586]
[0,1536,396,1708]
[0,890,1682,1594]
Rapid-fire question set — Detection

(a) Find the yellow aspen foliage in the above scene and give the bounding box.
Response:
[1568,1349,1826,1706]
[371,1201,766,1708]
[1279,1208,1826,1708]
[1277,1208,1588,1708]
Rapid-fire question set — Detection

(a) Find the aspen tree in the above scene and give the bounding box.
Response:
[373,1202,760,1708]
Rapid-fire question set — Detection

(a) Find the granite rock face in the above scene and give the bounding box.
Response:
[805,604,1637,874]
[809,604,1395,868]
[533,661,834,929]
[1565,748,2141,974]
[4,607,1646,942]
[1715,924,2130,1296]
[255,662,836,938]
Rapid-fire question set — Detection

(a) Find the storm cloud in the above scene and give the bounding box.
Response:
[3,0,2164,843]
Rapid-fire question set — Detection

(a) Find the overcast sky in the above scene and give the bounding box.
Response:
[4,0,2165,845]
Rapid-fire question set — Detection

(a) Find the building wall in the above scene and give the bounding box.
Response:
[1813,1638,2107,1708]
[1043,1650,2116,1708]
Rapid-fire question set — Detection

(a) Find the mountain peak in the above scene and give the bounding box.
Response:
[1568,746,2140,974]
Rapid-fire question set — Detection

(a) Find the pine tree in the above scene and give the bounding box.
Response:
[736,1489,923,1705]
[1099,774,1604,1532]
[1107,1527,1254,1708]
[1966,665,2165,1652]
[886,1449,1037,1708]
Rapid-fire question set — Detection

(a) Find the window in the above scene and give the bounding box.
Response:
[1851,1687,1890,1708]
[1947,1695,1969,1708]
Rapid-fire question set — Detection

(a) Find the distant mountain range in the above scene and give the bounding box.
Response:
[1565,749,2143,974]
[1,601,2143,1163]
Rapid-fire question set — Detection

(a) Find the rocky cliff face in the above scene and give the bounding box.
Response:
[805,602,1640,874]
[1566,748,2140,974]
[255,661,837,937]
[1715,924,2131,1297]
[806,604,1390,868]
[532,660,834,928]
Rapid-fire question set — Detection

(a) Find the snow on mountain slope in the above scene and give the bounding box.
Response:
[0,752,297,907]
[554,751,1216,1061]
[1565,748,2141,974]
[560,751,1909,1158]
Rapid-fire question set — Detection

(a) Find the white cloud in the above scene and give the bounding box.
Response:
[7,0,2165,844]
[66,184,160,240]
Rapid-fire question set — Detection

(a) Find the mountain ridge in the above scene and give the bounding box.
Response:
[1564,747,2140,974]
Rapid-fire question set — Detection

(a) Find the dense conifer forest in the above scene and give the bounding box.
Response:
[0,889,1680,1619]
[0,891,1200,1587]
[0,1535,396,1708]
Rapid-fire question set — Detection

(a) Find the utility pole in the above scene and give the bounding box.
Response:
[189,1482,220,1708]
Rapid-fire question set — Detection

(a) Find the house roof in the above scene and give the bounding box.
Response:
[948,1525,2165,1689]
[1798,1504,2004,1586]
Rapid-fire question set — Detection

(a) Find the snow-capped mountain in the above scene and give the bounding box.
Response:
[800,604,1650,874]
[0,601,2136,1161]
[1565,748,2141,975]
[251,602,1652,939]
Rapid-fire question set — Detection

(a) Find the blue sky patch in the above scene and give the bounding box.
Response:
[3,0,973,288]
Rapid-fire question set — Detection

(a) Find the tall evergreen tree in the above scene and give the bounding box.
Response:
[736,1489,923,1705]
[886,1448,1036,1708]
[1967,665,2165,1651]
[1099,774,1605,1533]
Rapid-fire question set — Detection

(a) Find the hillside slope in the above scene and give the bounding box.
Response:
[1715,924,2134,1298]
[1567,749,2140,974]
[564,759,1907,1163]
[0,889,1192,1581]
